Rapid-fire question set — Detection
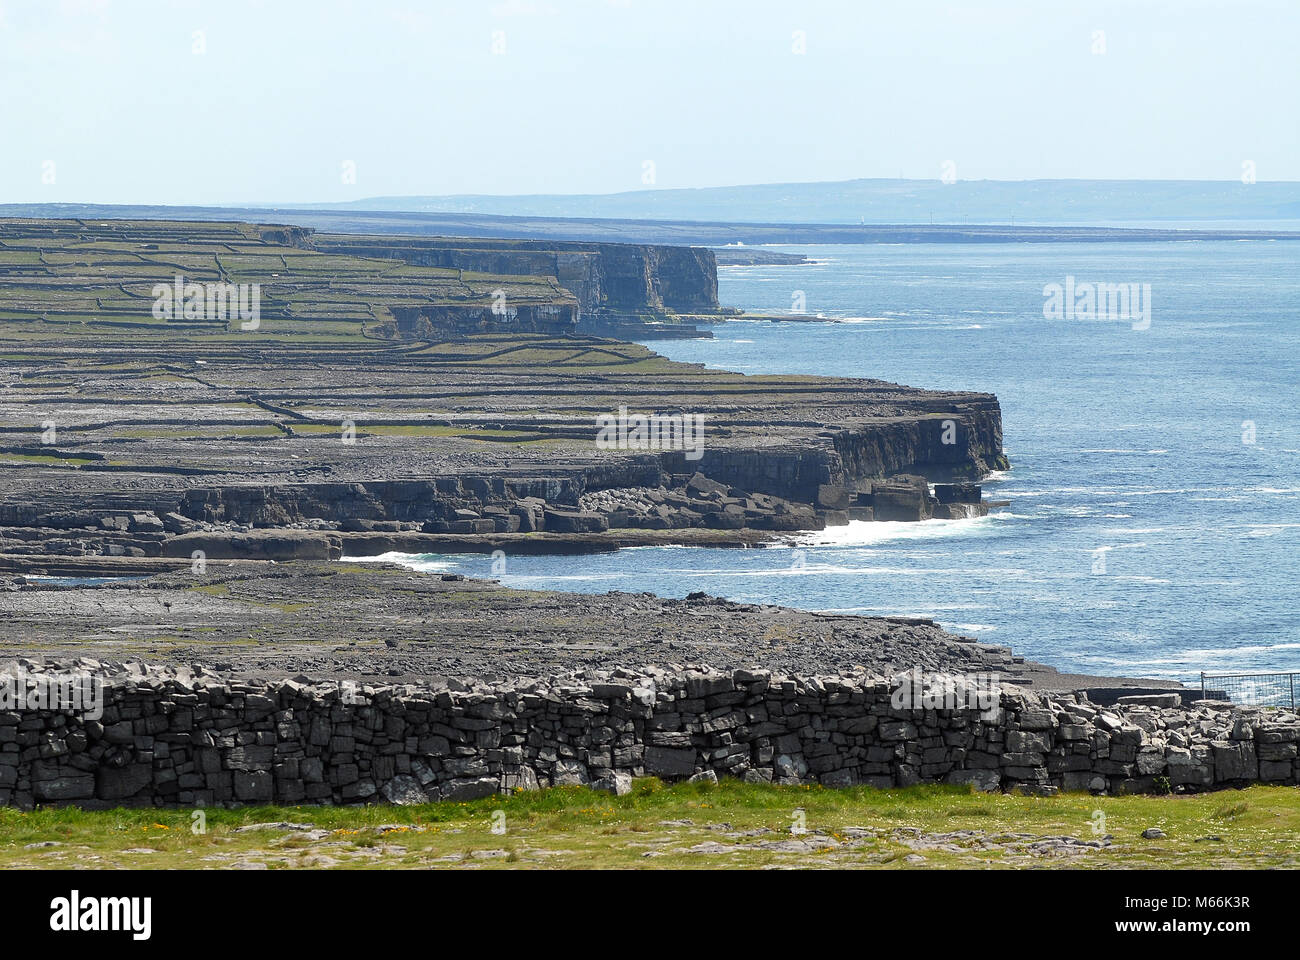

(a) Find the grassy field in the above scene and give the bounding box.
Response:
[2,781,1296,870]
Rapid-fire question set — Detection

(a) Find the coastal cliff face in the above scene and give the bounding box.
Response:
[0,339,1009,566]
[832,401,1009,482]
[0,218,717,346]
[309,234,720,324]
[0,421,1004,566]
[654,246,719,312]
[0,218,1008,571]
[584,242,718,314]
[389,302,578,338]
[656,401,1007,503]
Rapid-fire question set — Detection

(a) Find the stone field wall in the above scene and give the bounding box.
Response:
[3,663,1297,808]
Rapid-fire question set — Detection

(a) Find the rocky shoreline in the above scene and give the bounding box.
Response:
[1,218,1008,575]
[0,214,1200,796]
[0,561,1181,698]
[0,470,1002,571]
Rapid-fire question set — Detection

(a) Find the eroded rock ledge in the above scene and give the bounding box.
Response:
[0,217,1009,567]
[2,660,1292,809]
[0,564,1054,684]
[1,334,1008,565]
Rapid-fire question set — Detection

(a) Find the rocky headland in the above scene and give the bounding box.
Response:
[0,217,1008,572]
[0,216,1224,806]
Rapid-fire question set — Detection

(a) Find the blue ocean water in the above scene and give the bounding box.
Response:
[378,241,1300,683]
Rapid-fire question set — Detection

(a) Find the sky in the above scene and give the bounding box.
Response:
[2,0,1297,205]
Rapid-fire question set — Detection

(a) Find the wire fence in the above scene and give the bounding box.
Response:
[1201,672,1298,709]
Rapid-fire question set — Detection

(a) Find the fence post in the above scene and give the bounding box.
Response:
[1201,672,1206,702]
[1291,673,1295,710]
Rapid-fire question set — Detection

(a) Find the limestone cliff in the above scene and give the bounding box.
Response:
[307,233,720,325]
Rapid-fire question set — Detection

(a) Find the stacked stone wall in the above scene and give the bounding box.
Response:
[4,663,1295,808]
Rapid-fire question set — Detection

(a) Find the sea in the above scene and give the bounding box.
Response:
[365,240,1300,684]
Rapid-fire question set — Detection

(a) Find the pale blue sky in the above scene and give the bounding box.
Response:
[2,0,1296,205]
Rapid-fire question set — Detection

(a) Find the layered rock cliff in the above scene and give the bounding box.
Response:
[0,218,1008,571]
[307,233,720,326]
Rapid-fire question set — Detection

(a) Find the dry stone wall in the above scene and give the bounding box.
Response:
[2,661,1296,809]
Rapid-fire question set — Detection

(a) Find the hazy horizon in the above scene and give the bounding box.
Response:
[302,174,1300,203]
[4,0,1298,206]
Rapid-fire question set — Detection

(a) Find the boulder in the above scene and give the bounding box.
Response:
[1212,741,1257,781]
[644,745,697,778]
[685,473,729,499]
[869,476,933,522]
[945,768,1001,792]
[542,509,608,533]
[440,777,499,801]
[933,483,982,504]
[591,772,633,795]
[1118,693,1182,708]
[380,775,428,805]
[96,763,153,800]
[33,773,95,802]
[815,484,850,510]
